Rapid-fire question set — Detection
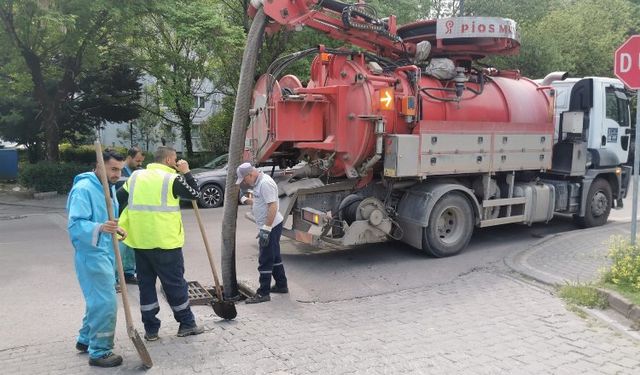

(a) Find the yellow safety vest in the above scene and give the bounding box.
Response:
[120,163,184,249]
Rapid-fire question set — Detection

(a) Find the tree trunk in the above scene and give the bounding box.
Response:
[182,122,193,158]
[21,50,61,161]
[174,96,194,157]
[220,7,266,299]
[41,100,60,161]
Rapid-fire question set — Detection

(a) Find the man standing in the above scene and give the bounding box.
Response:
[67,149,126,367]
[117,146,204,341]
[237,162,288,304]
[116,146,145,284]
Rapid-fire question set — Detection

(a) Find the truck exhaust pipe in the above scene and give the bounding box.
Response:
[541,71,568,86]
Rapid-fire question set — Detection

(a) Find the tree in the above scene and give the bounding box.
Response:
[133,0,245,157]
[199,95,233,156]
[61,62,142,145]
[0,0,141,161]
[117,84,175,151]
[527,0,639,78]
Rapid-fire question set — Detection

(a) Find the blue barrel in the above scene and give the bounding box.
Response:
[0,147,18,180]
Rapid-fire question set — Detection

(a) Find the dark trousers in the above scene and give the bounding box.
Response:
[134,248,195,334]
[257,223,288,296]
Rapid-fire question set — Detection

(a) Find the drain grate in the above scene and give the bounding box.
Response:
[187,280,213,306]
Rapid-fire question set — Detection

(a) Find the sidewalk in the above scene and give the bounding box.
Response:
[506,221,640,333]
[0,190,67,211]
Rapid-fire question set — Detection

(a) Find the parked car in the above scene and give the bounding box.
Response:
[192,157,282,208]
[190,153,228,174]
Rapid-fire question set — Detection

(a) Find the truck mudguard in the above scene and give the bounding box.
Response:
[396,182,481,228]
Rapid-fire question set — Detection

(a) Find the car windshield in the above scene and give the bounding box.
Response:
[203,154,228,169]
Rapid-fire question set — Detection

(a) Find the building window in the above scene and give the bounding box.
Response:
[193,96,206,109]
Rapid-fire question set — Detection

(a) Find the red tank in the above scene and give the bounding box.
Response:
[247,51,552,179]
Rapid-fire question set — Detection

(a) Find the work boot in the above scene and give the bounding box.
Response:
[89,353,123,367]
[270,285,289,294]
[177,323,204,337]
[75,341,88,353]
[125,274,139,285]
[245,293,270,304]
[144,332,159,341]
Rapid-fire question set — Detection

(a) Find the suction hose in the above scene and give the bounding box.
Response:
[221,6,267,300]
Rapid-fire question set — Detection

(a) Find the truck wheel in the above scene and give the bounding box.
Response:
[199,184,224,208]
[575,178,612,228]
[422,192,474,257]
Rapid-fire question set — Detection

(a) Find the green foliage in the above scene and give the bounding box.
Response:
[59,144,127,164]
[133,0,245,156]
[558,283,608,309]
[465,0,560,25]
[0,0,143,161]
[603,282,640,306]
[475,0,640,78]
[363,0,429,24]
[18,161,91,193]
[603,236,640,292]
[199,96,233,156]
[526,0,638,77]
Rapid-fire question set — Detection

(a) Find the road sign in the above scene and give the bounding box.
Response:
[615,35,640,89]
[617,36,640,243]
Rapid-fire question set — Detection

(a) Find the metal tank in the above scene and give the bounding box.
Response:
[247,50,553,179]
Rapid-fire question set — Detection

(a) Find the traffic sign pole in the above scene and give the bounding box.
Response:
[614,35,640,245]
[632,93,639,245]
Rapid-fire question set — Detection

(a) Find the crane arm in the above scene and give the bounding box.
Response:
[248,0,414,59]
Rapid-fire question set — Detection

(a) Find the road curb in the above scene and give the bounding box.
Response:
[33,191,57,200]
[505,222,640,334]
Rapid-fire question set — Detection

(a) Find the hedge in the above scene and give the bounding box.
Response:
[18,161,92,194]
[18,145,214,194]
[60,144,128,164]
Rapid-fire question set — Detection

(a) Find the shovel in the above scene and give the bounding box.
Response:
[95,142,153,369]
[191,200,237,320]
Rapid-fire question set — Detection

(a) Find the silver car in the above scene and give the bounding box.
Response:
[192,155,281,208]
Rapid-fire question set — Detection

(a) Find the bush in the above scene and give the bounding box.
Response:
[603,236,640,292]
[19,161,92,194]
[59,144,127,164]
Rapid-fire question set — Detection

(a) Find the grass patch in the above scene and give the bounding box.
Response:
[558,283,608,309]
[602,282,640,306]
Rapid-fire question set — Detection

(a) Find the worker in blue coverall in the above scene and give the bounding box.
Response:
[115,146,145,284]
[66,149,127,368]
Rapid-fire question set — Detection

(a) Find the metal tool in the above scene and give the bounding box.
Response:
[191,200,237,320]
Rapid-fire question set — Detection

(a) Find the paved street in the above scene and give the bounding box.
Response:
[1,194,639,373]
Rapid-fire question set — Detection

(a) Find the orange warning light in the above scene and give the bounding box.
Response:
[379,87,394,111]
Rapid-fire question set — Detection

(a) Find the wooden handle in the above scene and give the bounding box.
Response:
[191,200,224,300]
[94,141,135,328]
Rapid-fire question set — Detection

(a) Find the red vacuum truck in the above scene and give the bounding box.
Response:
[243,0,632,257]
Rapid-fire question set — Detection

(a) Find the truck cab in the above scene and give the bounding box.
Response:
[551,77,631,167]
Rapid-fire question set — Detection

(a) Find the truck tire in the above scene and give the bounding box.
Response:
[422,192,474,257]
[575,178,612,228]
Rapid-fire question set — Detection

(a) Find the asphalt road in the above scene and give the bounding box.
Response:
[0,194,636,352]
